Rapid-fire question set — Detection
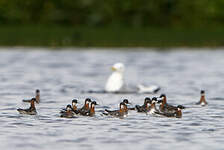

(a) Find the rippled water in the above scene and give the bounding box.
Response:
[0,48,224,150]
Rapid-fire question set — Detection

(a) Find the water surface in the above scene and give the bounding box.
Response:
[0,48,224,150]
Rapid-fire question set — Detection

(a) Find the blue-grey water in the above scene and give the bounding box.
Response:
[0,48,224,150]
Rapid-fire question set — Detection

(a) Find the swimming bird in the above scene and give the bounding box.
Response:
[60,105,75,118]
[103,102,127,118]
[137,84,160,94]
[196,90,207,106]
[150,97,184,118]
[148,97,160,114]
[105,63,125,92]
[158,94,185,113]
[85,101,98,117]
[158,94,168,112]
[60,99,79,114]
[71,99,79,114]
[23,89,40,103]
[78,98,92,115]
[160,105,183,118]
[135,97,151,113]
[105,99,130,115]
[17,98,37,115]
[105,63,160,93]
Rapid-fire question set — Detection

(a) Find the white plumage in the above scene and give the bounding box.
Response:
[105,63,124,92]
[105,63,160,93]
[137,84,160,93]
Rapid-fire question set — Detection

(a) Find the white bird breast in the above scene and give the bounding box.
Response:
[149,108,156,114]
[201,102,206,106]
[105,72,124,92]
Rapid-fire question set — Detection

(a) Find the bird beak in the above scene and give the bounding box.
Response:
[111,67,116,71]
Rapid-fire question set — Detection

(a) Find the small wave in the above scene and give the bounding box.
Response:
[57,137,88,143]
[201,128,216,132]
[210,97,224,101]
[189,123,201,126]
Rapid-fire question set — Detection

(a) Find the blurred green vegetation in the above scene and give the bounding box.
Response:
[1,25,224,47]
[0,0,224,47]
[1,0,224,27]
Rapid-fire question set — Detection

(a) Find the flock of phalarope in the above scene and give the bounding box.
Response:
[17,89,207,118]
[17,63,208,118]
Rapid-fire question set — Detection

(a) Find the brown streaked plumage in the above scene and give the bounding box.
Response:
[60,105,75,118]
[103,102,127,118]
[135,97,151,113]
[85,101,98,117]
[158,94,185,113]
[196,90,208,106]
[17,98,37,115]
[78,98,92,115]
[161,105,183,118]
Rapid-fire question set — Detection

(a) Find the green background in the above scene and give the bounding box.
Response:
[0,0,224,47]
